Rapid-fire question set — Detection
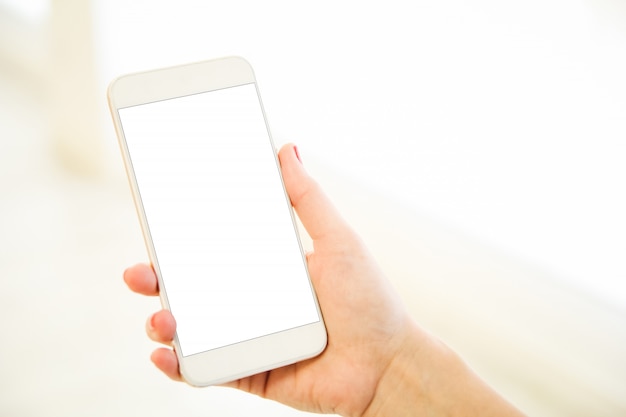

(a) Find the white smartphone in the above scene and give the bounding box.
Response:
[108,56,327,386]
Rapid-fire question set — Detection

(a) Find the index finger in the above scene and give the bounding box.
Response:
[278,144,352,242]
[123,263,159,296]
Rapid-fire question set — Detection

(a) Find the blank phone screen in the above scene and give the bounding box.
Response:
[118,83,320,357]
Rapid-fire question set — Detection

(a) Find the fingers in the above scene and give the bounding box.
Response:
[146,310,181,381]
[150,347,183,382]
[146,310,176,345]
[278,144,351,242]
[123,263,159,296]
[124,265,181,381]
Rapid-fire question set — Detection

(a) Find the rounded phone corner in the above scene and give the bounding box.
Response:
[177,360,212,388]
[223,55,252,67]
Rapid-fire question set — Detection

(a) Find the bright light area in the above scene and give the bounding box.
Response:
[95,0,626,310]
[0,0,49,22]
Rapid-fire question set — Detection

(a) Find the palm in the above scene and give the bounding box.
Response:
[230,236,408,416]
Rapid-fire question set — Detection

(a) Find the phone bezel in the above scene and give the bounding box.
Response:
[107,56,327,386]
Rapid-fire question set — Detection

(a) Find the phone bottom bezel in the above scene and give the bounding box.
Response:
[177,320,327,386]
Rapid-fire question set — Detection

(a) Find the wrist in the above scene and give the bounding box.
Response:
[361,320,525,417]
[360,320,443,417]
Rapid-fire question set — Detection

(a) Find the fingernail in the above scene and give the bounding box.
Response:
[294,145,302,164]
[149,313,157,330]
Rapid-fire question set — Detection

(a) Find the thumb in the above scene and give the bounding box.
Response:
[278,143,350,242]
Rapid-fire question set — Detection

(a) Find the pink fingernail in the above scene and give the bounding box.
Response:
[294,145,302,164]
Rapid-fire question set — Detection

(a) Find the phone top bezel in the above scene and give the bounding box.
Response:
[108,56,257,110]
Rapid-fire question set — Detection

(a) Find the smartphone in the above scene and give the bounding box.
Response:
[107,56,326,386]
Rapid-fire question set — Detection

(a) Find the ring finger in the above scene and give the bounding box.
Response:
[146,309,176,345]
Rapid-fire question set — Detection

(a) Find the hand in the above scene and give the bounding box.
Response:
[124,144,526,417]
[124,143,410,415]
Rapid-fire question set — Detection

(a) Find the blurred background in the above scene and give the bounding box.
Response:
[1,0,625,416]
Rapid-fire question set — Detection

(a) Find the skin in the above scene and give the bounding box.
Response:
[124,143,526,417]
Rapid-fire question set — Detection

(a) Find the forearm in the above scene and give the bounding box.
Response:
[362,320,526,417]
